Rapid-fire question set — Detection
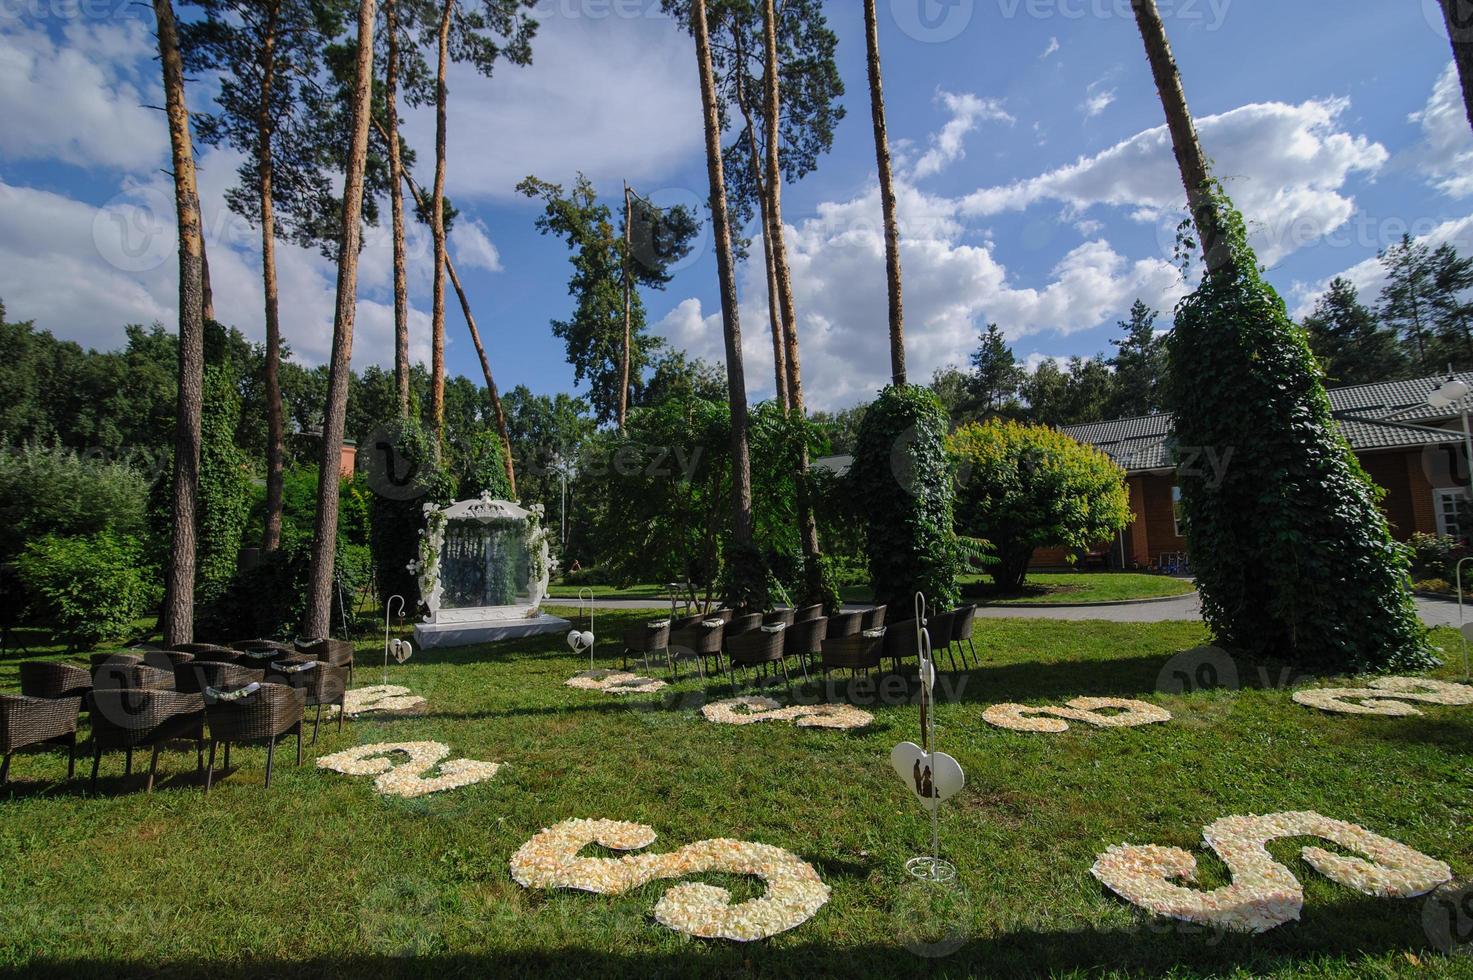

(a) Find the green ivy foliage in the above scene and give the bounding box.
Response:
[1166,190,1431,672]
[196,363,253,589]
[453,429,514,501]
[850,385,960,613]
[948,420,1131,591]
[15,531,158,649]
[196,536,368,640]
[368,417,454,608]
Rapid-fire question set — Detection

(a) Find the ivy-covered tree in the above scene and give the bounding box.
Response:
[1132,0,1430,671]
[1302,278,1406,385]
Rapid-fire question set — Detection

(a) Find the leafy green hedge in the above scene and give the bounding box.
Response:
[196,537,368,640]
[15,532,157,649]
[850,385,960,613]
[1165,196,1430,672]
[368,417,453,608]
[0,445,149,563]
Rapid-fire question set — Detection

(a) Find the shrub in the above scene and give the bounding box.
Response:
[947,420,1131,591]
[195,537,368,640]
[0,445,149,562]
[452,429,514,501]
[1407,532,1466,584]
[850,385,960,613]
[1164,191,1430,672]
[15,532,157,649]
[367,417,453,608]
[1413,578,1453,596]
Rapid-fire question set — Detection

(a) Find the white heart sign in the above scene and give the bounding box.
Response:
[889,742,965,811]
[566,629,582,651]
[391,638,414,664]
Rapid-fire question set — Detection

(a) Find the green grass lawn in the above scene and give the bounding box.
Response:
[0,611,1468,977]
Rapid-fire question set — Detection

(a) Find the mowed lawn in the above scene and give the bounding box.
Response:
[0,611,1468,978]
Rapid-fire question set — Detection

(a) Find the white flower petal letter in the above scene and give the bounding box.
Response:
[983,697,1171,733]
[328,685,428,718]
[564,669,666,695]
[316,741,501,799]
[510,818,830,941]
[701,696,873,730]
[1091,811,1451,933]
[1291,676,1473,716]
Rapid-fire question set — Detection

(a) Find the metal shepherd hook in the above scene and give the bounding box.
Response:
[384,595,405,686]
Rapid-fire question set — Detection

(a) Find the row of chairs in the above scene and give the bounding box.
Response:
[2,639,355,792]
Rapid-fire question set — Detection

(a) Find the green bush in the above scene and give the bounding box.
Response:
[1407,532,1467,584]
[850,385,960,613]
[0,445,149,562]
[1413,578,1453,596]
[15,532,157,649]
[1164,191,1431,672]
[195,537,369,640]
[947,420,1131,591]
[367,417,453,608]
[452,429,514,501]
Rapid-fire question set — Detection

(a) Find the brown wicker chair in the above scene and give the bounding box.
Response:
[184,646,243,664]
[862,605,888,631]
[19,661,92,703]
[90,652,142,670]
[883,619,924,674]
[174,661,265,695]
[925,610,959,671]
[92,662,175,693]
[88,689,206,793]
[818,633,883,687]
[231,639,295,654]
[763,608,795,627]
[141,649,195,670]
[781,616,826,681]
[295,637,355,685]
[667,619,725,679]
[949,605,978,669]
[171,643,237,657]
[265,661,346,744]
[725,613,764,638]
[0,695,81,785]
[724,627,792,695]
[203,683,306,793]
[793,603,823,623]
[621,621,671,671]
[234,647,289,673]
[825,611,865,640]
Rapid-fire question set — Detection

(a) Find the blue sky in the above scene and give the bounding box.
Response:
[2,0,1471,412]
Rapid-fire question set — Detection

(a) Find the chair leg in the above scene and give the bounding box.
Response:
[265,739,276,789]
[205,742,216,794]
[313,705,323,746]
[0,752,9,787]
[780,659,793,701]
[224,742,231,770]
[145,745,161,794]
[89,745,101,794]
[124,747,132,777]
[66,734,76,781]
[296,725,303,766]
[196,741,204,772]
[945,644,958,672]
[968,638,979,664]
[338,699,345,734]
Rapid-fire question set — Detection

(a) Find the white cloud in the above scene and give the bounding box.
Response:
[1409,62,1473,199]
[1041,37,1060,59]
[910,90,1014,180]
[0,19,167,172]
[451,219,504,273]
[1081,81,1116,119]
[1290,213,1473,318]
[960,97,1389,265]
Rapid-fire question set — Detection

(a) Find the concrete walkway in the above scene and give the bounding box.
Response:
[564,592,1465,628]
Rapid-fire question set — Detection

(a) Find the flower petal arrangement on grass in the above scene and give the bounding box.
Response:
[509,818,830,941]
[1291,676,1473,716]
[700,696,873,730]
[564,669,667,695]
[326,685,428,718]
[982,697,1172,733]
[316,742,502,799]
[1091,811,1452,933]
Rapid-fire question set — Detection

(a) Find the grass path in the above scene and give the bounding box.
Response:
[0,611,1467,977]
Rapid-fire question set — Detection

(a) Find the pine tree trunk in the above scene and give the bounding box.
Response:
[302,0,377,639]
[1129,0,1231,274]
[386,0,411,418]
[693,0,753,545]
[156,0,205,646]
[259,0,286,554]
[619,182,632,431]
[1443,0,1473,135]
[863,0,906,387]
[200,238,215,323]
[763,0,821,588]
[429,0,453,442]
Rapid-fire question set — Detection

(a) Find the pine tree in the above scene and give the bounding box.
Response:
[1302,278,1406,385]
[1108,300,1168,416]
[1380,235,1438,375]
[967,324,1024,418]
[1429,242,1473,367]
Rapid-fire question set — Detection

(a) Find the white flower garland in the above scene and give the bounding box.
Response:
[701,696,873,730]
[1291,676,1473,716]
[982,697,1171,733]
[565,669,667,695]
[1091,811,1452,933]
[509,818,830,941]
[326,685,428,718]
[316,741,501,799]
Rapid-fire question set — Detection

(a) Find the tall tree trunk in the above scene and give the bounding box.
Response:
[381,136,517,495]
[693,0,753,545]
[302,0,377,639]
[200,238,215,322]
[259,0,286,554]
[386,0,411,417]
[763,0,821,589]
[863,0,906,386]
[429,0,453,441]
[156,0,205,646]
[1129,0,1230,275]
[1442,0,1473,135]
[619,181,632,431]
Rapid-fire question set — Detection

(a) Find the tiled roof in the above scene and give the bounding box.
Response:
[1062,373,1470,473]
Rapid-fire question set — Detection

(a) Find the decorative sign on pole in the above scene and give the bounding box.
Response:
[383,595,412,686]
[566,587,596,670]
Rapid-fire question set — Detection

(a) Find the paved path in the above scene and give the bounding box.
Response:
[563,592,1464,628]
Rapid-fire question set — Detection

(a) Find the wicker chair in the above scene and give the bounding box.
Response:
[949,605,979,669]
[0,695,81,785]
[231,639,295,655]
[19,661,92,703]
[88,689,206,793]
[141,649,195,670]
[818,633,884,688]
[265,661,346,744]
[90,652,142,670]
[621,621,671,671]
[763,608,795,627]
[667,619,724,679]
[725,612,764,639]
[925,610,959,671]
[184,646,243,664]
[234,647,289,673]
[883,618,924,674]
[862,605,888,631]
[793,603,824,623]
[295,638,355,685]
[825,611,865,640]
[724,627,791,696]
[171,643,238,657]
[174,661,266,696]
[781,616,826,681]
[92,662,175,693]
[203,683,306,793]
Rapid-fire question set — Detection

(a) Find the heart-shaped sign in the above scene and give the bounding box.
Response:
[566,629,582,651]
[391,638,414,664]
[889,741,965,811]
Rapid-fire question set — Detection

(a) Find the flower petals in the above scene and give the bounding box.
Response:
[983,697,1171,733]
[700,697,873,730]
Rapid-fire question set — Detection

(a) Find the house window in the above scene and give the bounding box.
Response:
[1433,488,1472,541]
[1171,485,1186,538]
